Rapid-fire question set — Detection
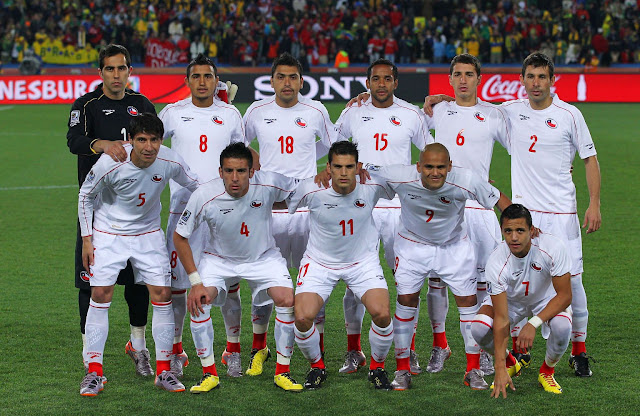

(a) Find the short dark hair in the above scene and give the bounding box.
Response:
[328,140,359,164]
[367,58,398,80]
[500,204,533,228]
[99,44,131,69]
[522,52,554,78]
[186,53,217,78]
[449,53,481,76]
[220,142,253,168]
[271,52,303,77]
[129,113,164,139]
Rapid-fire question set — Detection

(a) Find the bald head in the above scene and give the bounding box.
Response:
[420,142,450,162]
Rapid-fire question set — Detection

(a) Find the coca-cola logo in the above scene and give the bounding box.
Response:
[481,75,559,101]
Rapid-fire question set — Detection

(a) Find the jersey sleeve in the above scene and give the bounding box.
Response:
[158,105,175,140]
[256,171,297,202]
[77,156,111,236]
[229,107,246,144]
[572,108,597,160]
[368,172,396,200]
[142,96,156,115]
[175,189,207,239]
[243,103,258,146]
[315,103,335,149]
[492,106,512,155]
[485,248,507,296]
[412,111,434,151]
[468,174,500,209]
[287,178,315,213]
[333,106,354,142]
[167,148,200,192]
[66,97,96,155]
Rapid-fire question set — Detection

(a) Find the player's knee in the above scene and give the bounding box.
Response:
[372,313,391,328]
[90,286,114,303]
[270,287,294,307]
[549,315,572,344]
[294,316,314,332]
[148,285,172,303]
[471,314,493,348]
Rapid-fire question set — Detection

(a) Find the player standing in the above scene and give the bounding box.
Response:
[374,143,511,390]
[422,54,511,376]
[501,52,600,377]
[289,141,395,390]
[67,44,156,378]
[173,143,301,392]
[159,54,246,378]
[78,113,199,396]
[243,53,334,373]
[471,204,573,396]
[332,59,432,374]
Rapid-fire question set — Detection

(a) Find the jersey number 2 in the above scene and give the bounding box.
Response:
[529,135,537,153]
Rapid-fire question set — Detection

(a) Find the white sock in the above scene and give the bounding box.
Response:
[427,280,448,336]
[393,302,416,360]
[547,314,572,365]
[190,304,214,358]
[221,284,242,343]
[172,290,187,346]
[84,300,111,366]
[570,273,589,343]
[82,333,87,365]
[458,304,480,354]
[412,299,421,348]
[274,306,295,363]
[343,287,365,335]
[294,323,322,363]
[370,321,393,364]
[314,304,326,334]
[130,325,146,351]
[152,300,175,363]
[252,302,272,335]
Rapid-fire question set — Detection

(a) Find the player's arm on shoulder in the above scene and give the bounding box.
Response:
[422,94,454,117]
[287,178,314,213]
[582,155,601,233]
[369,172,395,200]
[170,149,200,191]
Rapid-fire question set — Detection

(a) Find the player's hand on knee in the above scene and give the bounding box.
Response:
[516,325,535,351]
[314,169,331,188]
[187,284,209,317]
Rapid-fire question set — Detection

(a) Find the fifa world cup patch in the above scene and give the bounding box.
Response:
[86,170,96,183]
[69,110,80,127]
[178,210,192,225]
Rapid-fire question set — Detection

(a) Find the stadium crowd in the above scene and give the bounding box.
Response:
[1,0,639,69]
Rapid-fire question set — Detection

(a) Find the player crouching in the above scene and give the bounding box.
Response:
[174,143,301,393]
[471,204,573,397]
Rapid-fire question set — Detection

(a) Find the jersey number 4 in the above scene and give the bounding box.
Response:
[240,221,250,237]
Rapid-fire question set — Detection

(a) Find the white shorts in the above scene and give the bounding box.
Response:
[295,254,388,302]
[166,211,210,290]
[393,234,477,297]
[199,248,292,307]
[272,209,309,269]
[89,229,171,287]
[481,295,573,327]
[373,196,401,269]
[465,207,501,281]
[531,211,583,275]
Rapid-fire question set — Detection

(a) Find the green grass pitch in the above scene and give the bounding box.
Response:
[0,102,638,415]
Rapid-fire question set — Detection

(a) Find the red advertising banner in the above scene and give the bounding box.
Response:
[428,73,640,103]
[144,38,186,68]
[0,75,191,104]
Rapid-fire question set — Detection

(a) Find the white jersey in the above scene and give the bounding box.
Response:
[377,165,500,245]
[243,98,334,179]
[79,144,198,236]
[175,171,295,262]
[288,178,393,266]
[501,94,597,213]
[486,233,571,307]
[334,96,433,168]
[159,97,244,206]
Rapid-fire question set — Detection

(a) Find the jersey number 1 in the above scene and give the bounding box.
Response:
[340,219,354,236]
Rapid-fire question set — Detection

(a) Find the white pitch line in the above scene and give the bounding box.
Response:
[0,184,76,191]
[0,106,15,112]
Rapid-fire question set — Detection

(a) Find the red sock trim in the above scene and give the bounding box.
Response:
[88,362,103,376]
[319,333,325,353]
[311,358,325,369]
[156,360,171,374]
[511,337,527,353]
[203,364,218,376]
[466,353,480,372]
[369,357,384,370]
[411,333,416,351]
[571,341,586,356]
[172,342,183,355]
[506,352,517,367]
[347,334,362,351]
[226,341,241,353]
[396,357,410,371]
[433,331,448,349]
[275,363,290,375]
[252,332,267,350]
[540,361,555,375]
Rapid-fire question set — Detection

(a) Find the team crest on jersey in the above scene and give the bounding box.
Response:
[181,116,194,122]
[250,200,263,208]
[474,112,486,122]
[80,271,91,282]
[127,106,139,116]
[212,115,224,125]
[545,118,557,129]
[151,174,163,183]
[178,210,191,225]
[530,262,542,271]
[86,170,96,183]
[362,116,374,122]
[294,117,307,128]
[70,110,80,127]
[439,196,451,204]
[389,116,402,126]
[354,199,366,208]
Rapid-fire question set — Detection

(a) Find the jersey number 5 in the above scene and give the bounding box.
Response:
[137,193,146,206]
